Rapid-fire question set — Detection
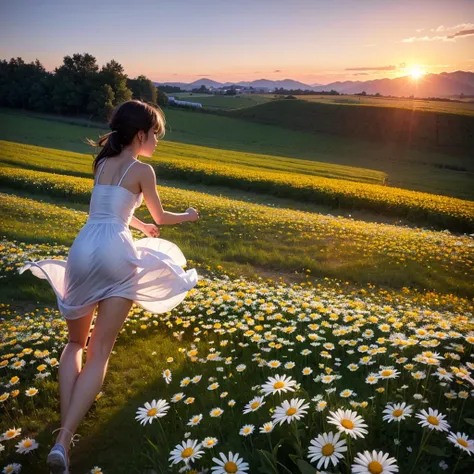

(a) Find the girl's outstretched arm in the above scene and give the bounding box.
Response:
[129,215,146,232]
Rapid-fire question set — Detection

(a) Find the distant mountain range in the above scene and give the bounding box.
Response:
[155,71,474,97]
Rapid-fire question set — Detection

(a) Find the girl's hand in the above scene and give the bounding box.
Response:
[186,207,200,222]
[142,223,160,238]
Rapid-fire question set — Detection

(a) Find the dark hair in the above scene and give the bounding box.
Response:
[86,99,166,174]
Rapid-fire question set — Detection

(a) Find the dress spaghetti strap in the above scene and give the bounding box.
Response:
[117,161,137,186]
[95,158,108,185]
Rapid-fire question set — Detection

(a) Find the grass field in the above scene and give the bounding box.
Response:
[262,94,474,117]
[172,93,272,110]
[1,109,474,474]
[3,108,473,202]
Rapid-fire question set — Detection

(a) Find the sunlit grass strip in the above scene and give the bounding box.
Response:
[2,140,473,232]
[0,138,385,184]
[1,168,474,297]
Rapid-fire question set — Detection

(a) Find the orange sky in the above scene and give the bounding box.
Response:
[1,0,473,85]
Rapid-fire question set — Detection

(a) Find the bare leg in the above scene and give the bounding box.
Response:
[59,308,96,422]
[55,297,133,452]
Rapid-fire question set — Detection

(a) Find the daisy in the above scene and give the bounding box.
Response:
[243,396,265,414]
[316,401,328,412]
[2,464,22,474]
[340,389,355,398]
[308,431,347,470]
[321,374,336,384]
[365,374,379,385]
[162,369,172,384]
[202,437,218,449]
[171,392,185,403]
[187,414,203,427]
[260,374,297,397]
[0,392,9,403]
[25,387,38,397]
[169,439,204,466]
[447,432,474,454]
[259,422,274,434]
[15,437,39,454]
[1,427,22,441]
[211,451,249,473]
[239,424,255,436]
[378,367,400,379]
[210,407,224,418]
[90,467,103,474]
[382,402,413,423]
[272,398,310,426]
[135,399,170,425]
[352,450,398,474]
[302,367,313,376]
[267,360,281,369]
[415,408,450,432]
[327,409,368,439]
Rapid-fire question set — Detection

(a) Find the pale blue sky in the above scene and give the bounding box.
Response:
[1,0,473,84]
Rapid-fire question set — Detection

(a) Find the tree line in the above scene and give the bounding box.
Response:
[0,53,169,120]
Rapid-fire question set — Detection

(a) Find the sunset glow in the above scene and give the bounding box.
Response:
[0,0,473,84]
[409,66,425,80]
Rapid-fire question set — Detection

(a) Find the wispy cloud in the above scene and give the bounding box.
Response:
[447,29,474,39]
[403,23,474,42]
[345,65,397,71]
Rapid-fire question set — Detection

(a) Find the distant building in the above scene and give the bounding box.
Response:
[168,97,202,108]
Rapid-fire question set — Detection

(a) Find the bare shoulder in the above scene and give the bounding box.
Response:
[136,162,157,188]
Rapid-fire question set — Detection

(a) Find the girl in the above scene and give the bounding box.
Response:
[19,99,200,473]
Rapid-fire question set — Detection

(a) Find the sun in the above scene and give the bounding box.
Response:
[409,66,424,80]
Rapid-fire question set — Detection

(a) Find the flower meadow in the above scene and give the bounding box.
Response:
[1,147,474,233]
[2,167,474,297]
[1,240,474,473]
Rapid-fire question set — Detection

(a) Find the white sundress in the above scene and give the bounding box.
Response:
[18,158,199,320]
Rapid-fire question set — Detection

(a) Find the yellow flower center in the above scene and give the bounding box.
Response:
[457,438,468,448]
[427,416,439,426]
[286,407,297,416]
[251,401,260,409]
[24,440,32,448]
[224,461,238,473]
[274,381,285,389]
[381,370,392,377]
[368,461,383,474]
[322,443,335,456]
[392,409,403,418]
[207,440,215,446]
[181,447,194,458]
[341,419,354,430]
[147,408,157,417]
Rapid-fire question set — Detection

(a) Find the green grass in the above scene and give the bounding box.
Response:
[173,93,272,109]
[2,139,473,233]
[2,108,473,201]
[1,168,473,297]
[280,93,474,116]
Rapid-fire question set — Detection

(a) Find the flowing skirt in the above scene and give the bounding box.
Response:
[19,223,198,320]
